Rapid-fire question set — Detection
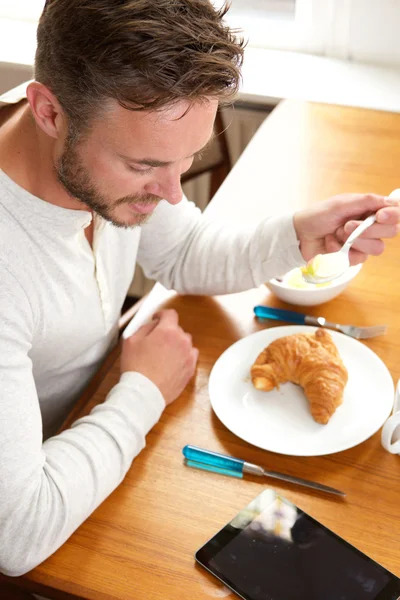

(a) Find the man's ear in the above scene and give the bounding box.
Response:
[26,81,67,140]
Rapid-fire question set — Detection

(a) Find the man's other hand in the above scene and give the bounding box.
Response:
[120,309,198,405]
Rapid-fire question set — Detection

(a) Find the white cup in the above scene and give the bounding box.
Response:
[388,188,400,200]
[380,190,400,453]
[381,380,400,454]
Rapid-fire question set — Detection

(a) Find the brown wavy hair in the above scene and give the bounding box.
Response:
[35,0,245,130]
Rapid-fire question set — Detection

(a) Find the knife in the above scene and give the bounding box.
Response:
[182,445,345,498]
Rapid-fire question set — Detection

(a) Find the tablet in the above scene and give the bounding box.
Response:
[195,489,400,600]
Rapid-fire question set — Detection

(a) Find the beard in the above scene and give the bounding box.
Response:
[55,131,159,228]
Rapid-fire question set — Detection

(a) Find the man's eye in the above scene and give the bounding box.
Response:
[127,164,154,174]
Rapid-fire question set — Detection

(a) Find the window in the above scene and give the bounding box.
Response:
[0,1,325,56]
[1,0,399,68]
[228,0,296,19]
[214,0,329,54]
[0,0,45,22]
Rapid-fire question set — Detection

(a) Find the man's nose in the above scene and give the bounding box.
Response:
[144,173,183,205]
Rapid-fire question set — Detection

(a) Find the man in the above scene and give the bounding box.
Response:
[0,0,399,578]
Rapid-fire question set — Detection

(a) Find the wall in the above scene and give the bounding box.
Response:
[0,61,32,95]
[347,0,400,66]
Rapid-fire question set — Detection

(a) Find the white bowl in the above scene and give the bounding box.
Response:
[266,263,363,307]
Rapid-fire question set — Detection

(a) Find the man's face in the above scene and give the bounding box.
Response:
[55,98,218,228]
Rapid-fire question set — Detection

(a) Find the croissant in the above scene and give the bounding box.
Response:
[250,329,348,424]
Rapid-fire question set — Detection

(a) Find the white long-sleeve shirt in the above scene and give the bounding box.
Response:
[0,89,304,577]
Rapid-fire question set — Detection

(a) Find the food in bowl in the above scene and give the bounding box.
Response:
[250,329,348,424]
[282,267,332,289]
[301,251,350,282]
[266,263,362,307]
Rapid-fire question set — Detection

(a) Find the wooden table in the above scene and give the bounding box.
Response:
[5,100,400,599]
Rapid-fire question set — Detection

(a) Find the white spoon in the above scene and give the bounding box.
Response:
[301,214,377,284]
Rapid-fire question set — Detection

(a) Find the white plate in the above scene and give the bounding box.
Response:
[208,326,394,456]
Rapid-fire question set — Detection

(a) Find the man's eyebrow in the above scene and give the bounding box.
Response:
[118,132,216,168]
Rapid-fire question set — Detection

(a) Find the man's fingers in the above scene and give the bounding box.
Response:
[337,220,400,241]
[324,234,342,253]
[130,309,180,341]
[376,205,400,225]
[337,203,400,241]
[349,238,385,256]
[347,248,368,265]
[127,319,159,340]
[327,235,368,264]
[326,231,384,258]
[189,348,200,374]
[336,193,388,219]
[152,308,179,326]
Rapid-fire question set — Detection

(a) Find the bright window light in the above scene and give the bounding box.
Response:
[0,0,45,23]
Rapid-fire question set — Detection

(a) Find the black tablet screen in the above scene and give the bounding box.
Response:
[197,490,398,600]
